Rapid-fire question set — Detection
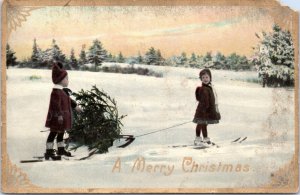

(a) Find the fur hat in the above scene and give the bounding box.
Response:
[52,63,67,84]
[199,68,212,81]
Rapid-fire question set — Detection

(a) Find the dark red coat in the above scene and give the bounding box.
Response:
[45,89,72,132]
[193,84,221,124]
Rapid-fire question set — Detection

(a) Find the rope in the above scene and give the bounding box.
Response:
[135,120,193,138]
[41,120,193,140]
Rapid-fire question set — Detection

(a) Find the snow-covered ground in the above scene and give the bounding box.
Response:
[6,64,295,189]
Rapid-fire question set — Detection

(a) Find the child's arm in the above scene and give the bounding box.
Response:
[195,87,201,101]
[70,98,83,112]
[71,99,77,109]
[69,96,83,112]
[63,88,82,112]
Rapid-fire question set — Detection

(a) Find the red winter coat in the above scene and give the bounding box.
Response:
[193,83,221,124]
[45,88,72,132]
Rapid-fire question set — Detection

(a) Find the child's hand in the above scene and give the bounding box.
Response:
[75,106,83,113]
[58,116,63,124]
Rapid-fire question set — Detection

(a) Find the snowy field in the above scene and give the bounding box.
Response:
[6,64,295,189]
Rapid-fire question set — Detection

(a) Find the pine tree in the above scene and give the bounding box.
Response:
[69,85,126,155]
[31,38,39,65]
[51,39,66,64]
[117,52,125,63]
[252,24,294,87]
[40,48,52,68]
[70,48,78,70]
[144,47,157,65]
[189,52,197,67]
[6,44,17,68]
[179,52,188,66]
[214,52,226,68]
[238,55,250,70]
[196,55,205,67]
[111,54,117,62]
[104,54,117,63]
[268,25,294,67]
[79,45,87,67]
[105,53,113,62]
[226,53,239,70]
[87,39,107,71]
[165,55,181,67]
[203,52,212,63]
[137,51,143,64]
[156,49,164,65]
[202,52,214,68]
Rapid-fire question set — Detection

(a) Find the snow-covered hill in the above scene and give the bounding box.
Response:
[6,64,295,188]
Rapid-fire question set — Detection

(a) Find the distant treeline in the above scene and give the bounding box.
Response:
[6,39,254,71]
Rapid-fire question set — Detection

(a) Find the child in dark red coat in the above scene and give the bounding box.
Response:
[193,68,221,146]
[45,62,82,160]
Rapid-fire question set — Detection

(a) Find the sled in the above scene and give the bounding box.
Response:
[115,134,135,148]
[171,141,218,149]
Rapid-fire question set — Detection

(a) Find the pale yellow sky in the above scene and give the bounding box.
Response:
[8,6,276,59]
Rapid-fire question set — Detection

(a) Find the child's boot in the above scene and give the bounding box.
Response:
[57,142,72,157]
[44,142,61,160]
[203,137,211,144]
[194,136,203,146]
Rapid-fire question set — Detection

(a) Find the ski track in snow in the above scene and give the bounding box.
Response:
[6,64,295,188]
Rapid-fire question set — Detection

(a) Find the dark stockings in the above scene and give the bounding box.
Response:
[196,124,207,138]
[47,132,64,143]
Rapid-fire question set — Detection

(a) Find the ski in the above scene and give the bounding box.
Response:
[33,156,44,159]
[20,158,61,163]
[21,157,75,163]
[170,144,193,148]
[20,159,44,163]
[33,154,75,159]
[239,137,247,143]
[170,141,219,149]
[21,154,77,163]
[230,136,247,144]
[193,141,219,149]
[193,145,209,150]
[232,137,241,142]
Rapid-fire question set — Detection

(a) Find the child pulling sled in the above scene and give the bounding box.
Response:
[193,68,221,146]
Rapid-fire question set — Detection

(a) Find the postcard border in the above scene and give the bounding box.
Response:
[1,0,299,193]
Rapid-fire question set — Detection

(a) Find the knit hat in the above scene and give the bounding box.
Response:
[199,68,212,81]
[52,63,67,84]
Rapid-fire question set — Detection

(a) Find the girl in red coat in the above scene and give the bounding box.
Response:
[45,62,82,160]
[193,68,221,146]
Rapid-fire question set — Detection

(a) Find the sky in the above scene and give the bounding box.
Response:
[280,0,300,11]
[6,2,296,60]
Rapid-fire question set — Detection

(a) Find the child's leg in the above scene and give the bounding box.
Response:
[47,131,57,142]
[57,132,72,156]
[46,132,58,149]
[196,124,202,137]
[194,124,204,145]
[56,132,64,148]
[45,131,61,160]
[201,124,208,138]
